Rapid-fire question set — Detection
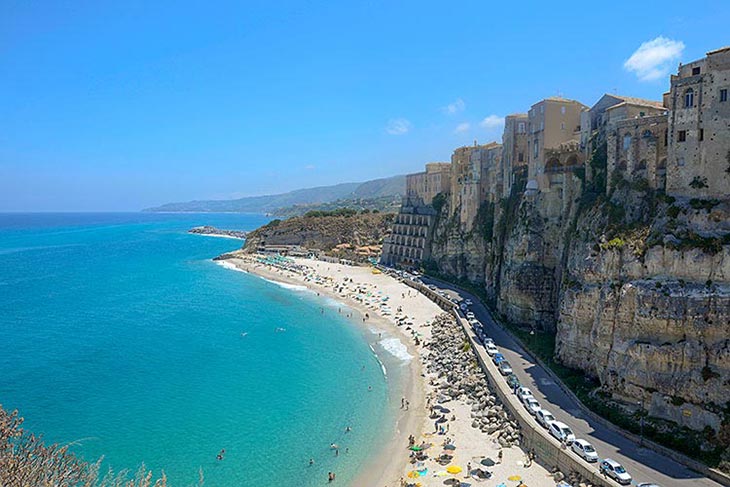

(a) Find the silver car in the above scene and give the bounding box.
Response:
[571,438,598,462]
[535,409,555,428]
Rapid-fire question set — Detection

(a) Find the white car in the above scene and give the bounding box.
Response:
[600,459,632,485]
[548,421,575,445]
[523,397,541,415]
[498,361,512,375]
[482,337,494,345]
[485,343,499,355]
[516,387,533,403]
[465,299,473,305]
[466,312,475,319]
[535,409,556,428]
[571,438,598,462]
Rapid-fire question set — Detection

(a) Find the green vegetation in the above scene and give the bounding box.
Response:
[665,231,730,254]
[303,208,358,218]
[472,201,495,241]
[689,176,709,189]
[0,405,175,487]
[431,192,448,214]
[689,198,720,212]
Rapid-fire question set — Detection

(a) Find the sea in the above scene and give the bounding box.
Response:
[0,212,409,486]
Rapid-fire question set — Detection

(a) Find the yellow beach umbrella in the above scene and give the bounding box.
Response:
[407,470,420,479]
[446,465,462,474]
[508,474,522,481]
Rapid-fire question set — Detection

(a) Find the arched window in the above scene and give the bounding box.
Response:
[684,88,694,108]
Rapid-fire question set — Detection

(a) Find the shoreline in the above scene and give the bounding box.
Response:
[217,252,557,487]
[221,255,429,487]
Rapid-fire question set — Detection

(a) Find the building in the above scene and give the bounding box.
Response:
[450,142,501,229]
[501,114,529,196]
[379,204,437,268]
[405,162,451,206]
[665,46,730,199]
[607,115,669,191]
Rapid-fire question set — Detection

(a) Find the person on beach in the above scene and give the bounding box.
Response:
[498,450,503,464]
[401,397,405,409]
[405,400,409,410]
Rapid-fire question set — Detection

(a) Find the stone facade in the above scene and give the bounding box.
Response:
[501,114,529,196]
[405,162,451,206]
[666,46,730,199]
[450,142,501,230]
[607,114,669,191]
[527,97,588,192]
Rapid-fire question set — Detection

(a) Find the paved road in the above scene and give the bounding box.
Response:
[420,276,722,487]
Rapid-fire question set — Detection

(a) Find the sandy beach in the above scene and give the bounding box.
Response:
[223,253,558,487]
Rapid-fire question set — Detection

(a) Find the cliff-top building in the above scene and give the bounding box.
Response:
[501,114,529,196]
[405,162,451,206]
[665,46,730,199]
[450,142,501,229]
[526,97,588,192]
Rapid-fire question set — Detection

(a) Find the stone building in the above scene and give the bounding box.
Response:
[526,97,588,192]
[665,46,730,199]
[607,114,669,192]
[450,142,501,229]
[405,162,451,206]
[501,114,529,196]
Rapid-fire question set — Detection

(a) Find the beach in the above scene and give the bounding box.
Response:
[223,252,559,487]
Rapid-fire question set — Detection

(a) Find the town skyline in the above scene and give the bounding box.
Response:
[1,0,727,211]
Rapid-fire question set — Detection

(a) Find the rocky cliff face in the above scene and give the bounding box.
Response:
[427,166,730,447]
[243,211,394,257]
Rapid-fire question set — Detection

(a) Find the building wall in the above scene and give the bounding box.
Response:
[502,114,529,196]
[405,162,451,206]
[607,114,669,192]
[527,98,587,191]
[450,143,499,229]
[666,47,730,199]
[379,208,436,267]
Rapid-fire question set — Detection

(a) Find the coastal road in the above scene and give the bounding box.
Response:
[420,276,723,487]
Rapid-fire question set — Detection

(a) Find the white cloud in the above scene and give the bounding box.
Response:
[454,122,470,134]
[443,98,465,114]
[385,118,412,135]
[304,164,316,170]
[624,36,685,81]
[480,115,504,130]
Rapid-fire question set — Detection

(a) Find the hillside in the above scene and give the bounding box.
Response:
[144,175,405,213]
[240,209,394,261]
[271,195,401,218]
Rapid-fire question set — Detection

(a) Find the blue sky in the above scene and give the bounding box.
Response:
[1,0,727,211]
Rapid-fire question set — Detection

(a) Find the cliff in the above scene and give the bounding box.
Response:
[426,155,730,464]
[242,210,395,261]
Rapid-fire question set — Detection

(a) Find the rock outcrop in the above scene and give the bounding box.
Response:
[189,226,247,239]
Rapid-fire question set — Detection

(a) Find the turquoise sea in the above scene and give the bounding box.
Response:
[0,213,405,486]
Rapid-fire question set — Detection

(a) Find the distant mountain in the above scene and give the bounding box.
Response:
[144,175,406,214]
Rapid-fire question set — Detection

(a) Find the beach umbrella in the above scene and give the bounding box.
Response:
[439,407,452,414]
[436,416,448,423]
[507,475,522,481]
[443,443,457,450]
[446,465,462,474]
[409,445,424,451]
[480,457,495,466]
[407,470,420,478]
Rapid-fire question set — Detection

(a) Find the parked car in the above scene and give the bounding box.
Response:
[485,343,499,356]
[571,439,598,462]
[600,459,632,485]
[535,409,556,428]
[466,312,475,320]
[482,337,494,346]
[492,353,505,365]
[498,361,512,375]
[465,299,473,305]
[516,387,533,403]
[548,421,575,445]
[506,374,520,389]
[637,483,662,487]
[523,397,541,415]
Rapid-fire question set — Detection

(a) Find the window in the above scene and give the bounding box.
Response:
[561,106,566,114]
[699,128,704,141]
[533,140,539,158]
[518,152,524,162]
[639,111,645,117]
[540,121,544,131]
[540,105,544,114]
[721,89,728,102]
[623,135,631,150]
[664,128,668,146]
[518,122,526,133]
[684,88,694,108]
[692,66,701,75]
[678,130,687,142]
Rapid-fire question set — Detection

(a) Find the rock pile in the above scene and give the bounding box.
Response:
[425,313,521,447]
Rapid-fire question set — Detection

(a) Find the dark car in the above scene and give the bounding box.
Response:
[506,374,520,389]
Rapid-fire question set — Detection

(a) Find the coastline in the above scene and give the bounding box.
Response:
[218,252,557,487]
[220,255,430,487]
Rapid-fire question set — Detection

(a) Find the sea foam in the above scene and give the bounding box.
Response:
[216,260,248,273]
[261,277,308,292]
[379,337,413,363]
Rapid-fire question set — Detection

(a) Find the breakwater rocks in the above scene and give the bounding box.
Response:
[189,226,247,239]
[425,314,520,447]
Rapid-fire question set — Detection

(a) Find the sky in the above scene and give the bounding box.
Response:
[1,0,727,211]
